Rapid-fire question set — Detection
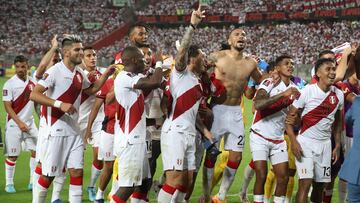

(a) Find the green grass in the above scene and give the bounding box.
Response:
[0,76,340,202]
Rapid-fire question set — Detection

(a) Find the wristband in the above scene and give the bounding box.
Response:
[53,100,63,108]
[155,61,163,69]
[190,23,196,30]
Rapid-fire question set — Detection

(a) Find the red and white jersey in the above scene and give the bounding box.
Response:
[145,88,164,119]
[96,78,117,134]
[162,68,202,134]
[38,61,91,136]
[251,78,299,140]
[293,84,344,141]
[114,71,146,145]
[3,75,36,125]
[78,68,104,124]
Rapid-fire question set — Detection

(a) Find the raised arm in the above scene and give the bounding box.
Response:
[83,65,116,95]
[36,35,59,80]
[175,5,205,72]
[335,47,353,82]
[253,86,299,111]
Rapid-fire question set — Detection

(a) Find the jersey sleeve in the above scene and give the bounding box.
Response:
[2,81,13,101]
[38,66,57,89]
[257,78,274,93]
[80,69,92,90]
[337,89,345,110]
[121,73,142,89]
[292,87,307,109]
[96,79,111,99]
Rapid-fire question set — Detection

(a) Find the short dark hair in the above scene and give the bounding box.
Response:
[62,34,82,48]
[128,23,149,37]
[275,54,293,66]
[318,50,335,59]
[14,55,28,64]
[83,46,94,52]
[188,45,201,59]
[267,61,276,73]
[121,46,141,64]
[228,27,244,39]
[314,58,335,74]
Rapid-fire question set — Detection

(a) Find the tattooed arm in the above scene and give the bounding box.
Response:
[175,5,205,72]
[253,87,299,111]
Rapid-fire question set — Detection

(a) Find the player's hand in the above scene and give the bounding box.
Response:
[190,2,205,27]
[60,103,77,115]
[291,139,303,161]
[104,65,116,77]
[283,87,300,99]
[84,128,93,144]
[51,34,58,48]
[17,121,30,132]
[285,113,297,125]
[332,144,340,164]
[203,128,214,143]
[154,48,164,63]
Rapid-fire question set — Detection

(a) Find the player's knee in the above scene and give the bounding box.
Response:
[276,174,289,186]
[68,168,83,177]
[7,156,17,162]
[255,168,267,182]
[228,151,242,163]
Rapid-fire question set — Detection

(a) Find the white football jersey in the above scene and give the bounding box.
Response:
[293,84,344,140]
[3,75,36,125]
[38,61,91,136]
[162,68,202,134]
[114,71,146,147]
[251,78,299,140]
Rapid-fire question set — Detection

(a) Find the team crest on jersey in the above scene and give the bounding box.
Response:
[42,73,49,80]
[76,73,82,83]
[3,89,8,96]
[329,96,337,104]
[263,79,271,86]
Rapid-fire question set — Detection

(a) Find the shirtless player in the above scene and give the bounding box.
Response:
[202,28,274,203]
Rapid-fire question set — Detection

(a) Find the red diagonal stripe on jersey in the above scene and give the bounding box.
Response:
[8,80,35,121]
[253,96,293,124]
[300,91,339,134]
[172,84,202,120]
[117,103,126,133]
[80,92,90,104]
[50,71,83,126]
[41,105,48,124]
[80,70,101,104]
[128,94,144,133]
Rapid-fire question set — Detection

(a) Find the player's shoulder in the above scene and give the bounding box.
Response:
[331,85,344,98]
[3,75,17,87]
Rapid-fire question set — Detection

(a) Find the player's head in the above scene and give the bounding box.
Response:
[128,24,149,47]
[138,44,152,71]
[83,46,97,69]
[227,28,246,51]
[266,61,276,74]
[62,34,83,66]
[314,58,336,85]
[318,50,335,60]
[188,45,205,73]
[121,46,145,74]
[14,55,29,80]
[275,55,294,78]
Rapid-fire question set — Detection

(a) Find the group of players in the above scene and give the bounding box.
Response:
[3,5,360,203]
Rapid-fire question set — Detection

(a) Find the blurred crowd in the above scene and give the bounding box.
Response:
[98,20,360,64]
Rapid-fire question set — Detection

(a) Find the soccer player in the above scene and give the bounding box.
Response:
[285,58,344,203]
[3,55,38,193]
[250,55,300,203]
[30,35,115,203]
[157,7,208,203]
[80,46,105,201]
[111,46,163,203]
[203,29,276,203]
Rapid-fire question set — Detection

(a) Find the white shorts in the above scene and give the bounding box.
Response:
[35,119,48,163]
[295,136,332,183]
[4,121,38,156]
[344,136,353,157]
[98,130,115,161]
[161,129,196,171]
[116,143,150,187]
[250,131,288,165]
[211,105,245,152]
[79,121,102,147]
[195,132,204,172]
[41,135,84,177]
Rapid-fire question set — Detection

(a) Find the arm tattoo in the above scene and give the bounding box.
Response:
[253,89,284,111]
[175,26,195,71]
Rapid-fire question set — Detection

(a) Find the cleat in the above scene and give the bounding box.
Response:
[51,199,62,203]
[238,192,250,203]
[5,184,16,193]
[94,199,104,203]
[87,187,96,201]
[27,183,33,191]
[212,195,227,203]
